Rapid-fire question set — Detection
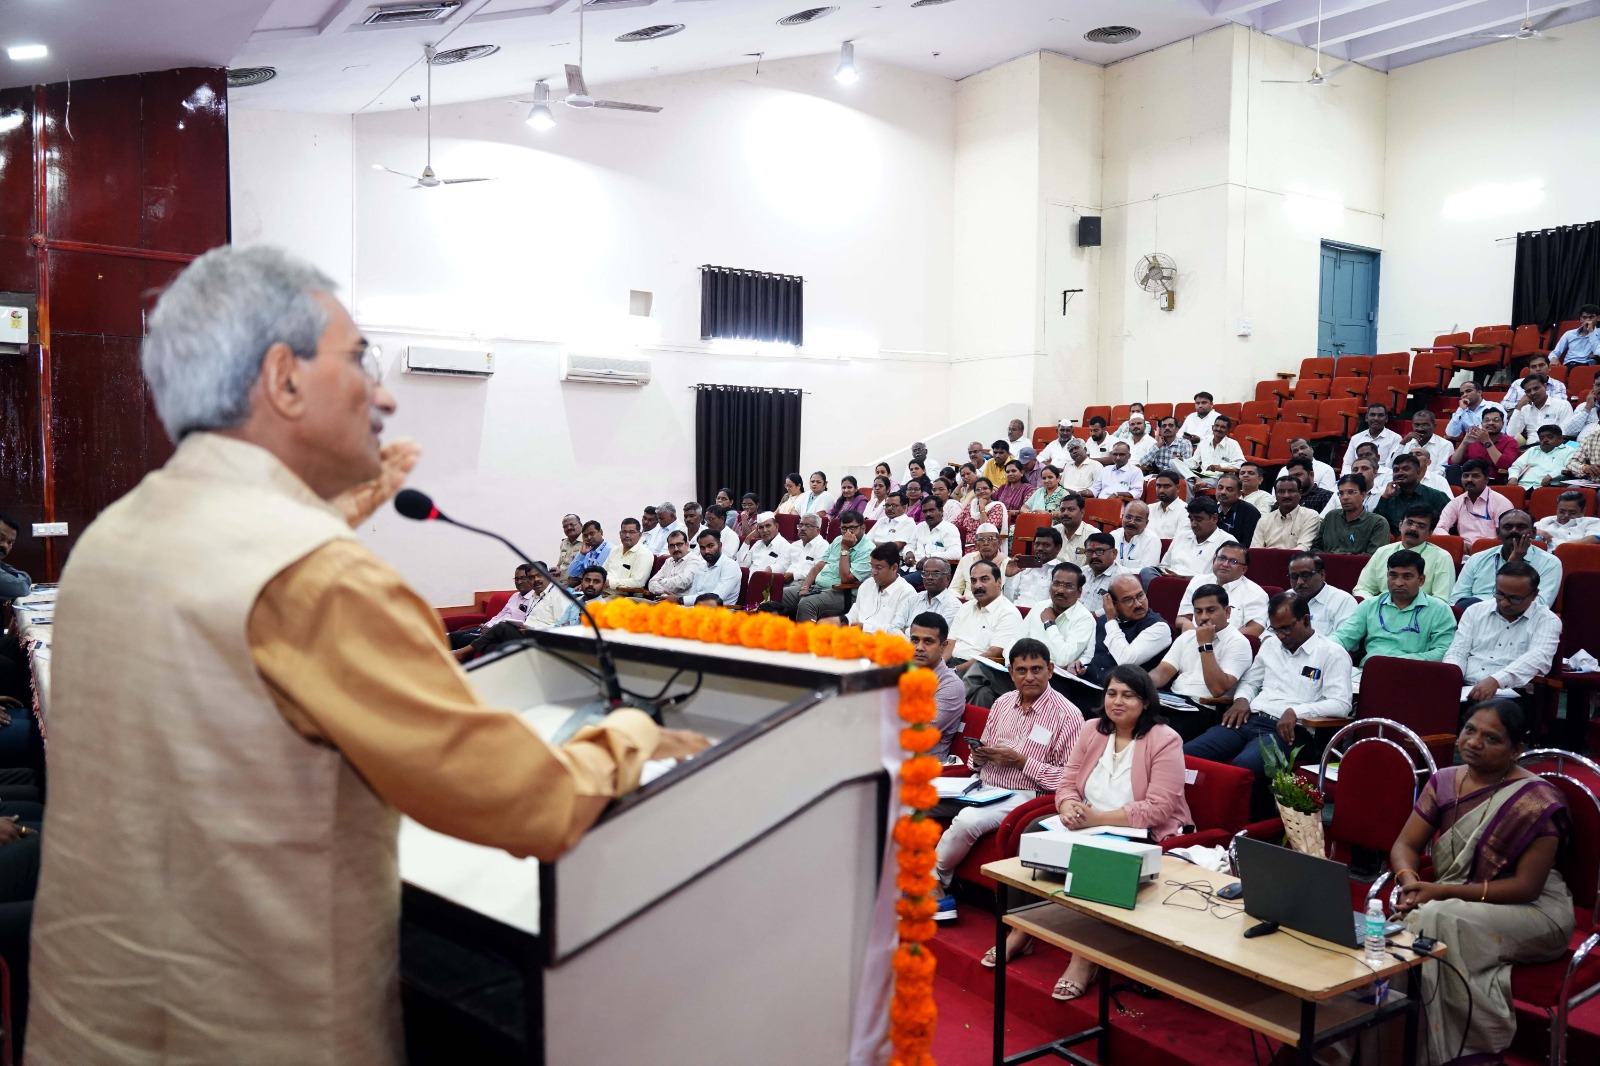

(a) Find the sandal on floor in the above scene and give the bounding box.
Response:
[980,940,1036,969]
[1053,978,1087,1002]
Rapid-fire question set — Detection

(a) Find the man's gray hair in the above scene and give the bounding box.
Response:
[656,501,677,516]
[143,245,336,440]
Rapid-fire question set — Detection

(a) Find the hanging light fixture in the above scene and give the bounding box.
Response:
[834,41,859,84]
[526,80,556,130]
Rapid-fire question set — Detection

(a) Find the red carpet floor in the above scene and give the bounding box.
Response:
[928,898,1600,1065]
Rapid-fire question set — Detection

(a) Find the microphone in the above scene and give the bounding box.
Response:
[393,488,657,742]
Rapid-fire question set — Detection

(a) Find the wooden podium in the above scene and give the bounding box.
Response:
[398,624,902,1065]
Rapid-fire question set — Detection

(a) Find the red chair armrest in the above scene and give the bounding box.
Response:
[998,794,1060,855]
[444,612,489,632]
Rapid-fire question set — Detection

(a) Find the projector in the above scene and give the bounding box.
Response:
[1020,828,1163,882]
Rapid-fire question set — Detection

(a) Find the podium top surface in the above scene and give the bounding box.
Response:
[531,624,907,693]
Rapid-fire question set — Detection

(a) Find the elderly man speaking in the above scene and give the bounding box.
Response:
[28,246,706,1065]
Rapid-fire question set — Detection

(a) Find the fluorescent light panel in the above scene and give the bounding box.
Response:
[7,44,48,61]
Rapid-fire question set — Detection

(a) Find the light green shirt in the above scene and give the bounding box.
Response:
[1333,591,1456,664]
[1507,441,1577,489]
[1353,541,1457,602]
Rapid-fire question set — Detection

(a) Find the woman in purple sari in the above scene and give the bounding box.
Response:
[1388,700,1574,1064]
[994,459,1032,513]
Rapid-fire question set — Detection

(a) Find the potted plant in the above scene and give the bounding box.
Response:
[1257,738,1326,856]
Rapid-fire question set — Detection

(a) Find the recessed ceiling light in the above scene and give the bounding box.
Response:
[616,24,685,43]
[911,0,958,6]
[7,44,49,61]
[429,44,500,65]
[1084,26,1141,45]
[778,7,838,26]
[227,67,278,88]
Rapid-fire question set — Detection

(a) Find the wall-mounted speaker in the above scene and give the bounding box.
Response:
[1078,216,1102,247]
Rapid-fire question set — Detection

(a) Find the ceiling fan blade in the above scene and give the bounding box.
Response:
[566,64,589,98]
[1261,79,1308,83]
[1459,32,1518,38]
[374,165,422,181]
[441,177,494,184]
[1322,62,1354,79]
[592,100,663,113]
[1530,9,1565,31]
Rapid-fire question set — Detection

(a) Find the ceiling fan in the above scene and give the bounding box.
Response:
[371,45,494,188]
[562,0,662,114]
[1460,1,1562,41]
[1263,0,1354,86]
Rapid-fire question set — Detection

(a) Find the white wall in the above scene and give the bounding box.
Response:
[228,109,354,295]
[233,54,959,604]
[1379,18,1600,351]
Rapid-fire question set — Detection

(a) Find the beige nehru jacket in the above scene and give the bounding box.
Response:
[29,433,658,1066]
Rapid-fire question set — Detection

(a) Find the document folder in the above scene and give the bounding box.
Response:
[1065,841,1144,909]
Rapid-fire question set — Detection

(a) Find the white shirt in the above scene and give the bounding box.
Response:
[647,553,705,598]
[1160,626,1254,701]
[869,514,918,549]
[1146,499,1189,540]
[1057,457,1103,492]
[1159,528,1238,578]
[847,576,920,634]
[640,520,683,555]
[1181,409,1219,441]
[1537,515,1600,546]
[1111,529,1162,569]
[524,585,569,628]
[1504,375,1568,407]
[486,588,539,629]
[1242,488,1275,513]
[1310,458,1338,493]
[1444,600,1562,691]
[1056,524,1094,568]
[1081,563,1131,616]
[1083,435,1115,461]
[1235,632,1355,720]
[737,533,793,574]
[1003,565,1053,607]
[1189,437,1245,481]
[949,595,1024,662]
[800,490,835,516]
[1038,438,1077,468]
[1093,463,1144,499]
[1408,436,1453,473]
[1083,736,1139,813]
[905,520,963,564]
[785,535,829,581]
[952,551,1010,601]
[712,526,741,559]
[1508,396,1575,443]
[684,554,743,605]
[1307,583,1358,637]
[1021,599,1096,668]
[1341,428,1403,474]
[890,587,960,636]
[1123,434,1157,467]
[1178,574,1269,630]
[1251,506,1321,552]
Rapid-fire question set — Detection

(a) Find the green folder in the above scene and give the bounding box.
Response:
[1065,842,1144,909]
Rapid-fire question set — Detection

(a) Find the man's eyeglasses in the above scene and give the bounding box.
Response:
[359,345,384,385]
[1493,589,1533,605]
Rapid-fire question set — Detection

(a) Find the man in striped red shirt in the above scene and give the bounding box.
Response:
[932,637,1084,922]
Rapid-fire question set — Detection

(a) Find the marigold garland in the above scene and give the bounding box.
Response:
[583,599,916,668]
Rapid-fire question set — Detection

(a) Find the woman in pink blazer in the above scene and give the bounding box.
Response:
[984,665,1193,1000]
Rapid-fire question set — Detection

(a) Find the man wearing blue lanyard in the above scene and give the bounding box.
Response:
[1452,510,1564,609]
[1331,549,1456,676]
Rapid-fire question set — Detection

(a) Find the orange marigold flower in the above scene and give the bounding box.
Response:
[738,614,767,648]
[787,622,814,654]
[873,634,916,666]
[899,783,939,810]
[896,871,936,897]
[895,848,937,876]
[898,668,939,700]
[892,816,943,850]
[762,616,792,651]
[831,626,863,660]
[900,725,939,754]
[895,896,938,921]
[898,696,936,726]
[899,756,943,786]
[897,916,937,944]
[893,943,937,981]
[808,626,836,656]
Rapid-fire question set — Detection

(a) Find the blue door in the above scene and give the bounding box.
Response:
[1318,242,1380,361]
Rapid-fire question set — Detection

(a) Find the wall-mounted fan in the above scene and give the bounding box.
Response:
[371,45,494,188]
[1136,253,1177,312]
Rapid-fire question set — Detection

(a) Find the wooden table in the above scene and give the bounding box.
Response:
[982,855,1439,1066]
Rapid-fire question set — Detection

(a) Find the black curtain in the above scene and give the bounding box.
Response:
[693,385,802,513]
[700,265,804,346]
[1512,221,1600,331]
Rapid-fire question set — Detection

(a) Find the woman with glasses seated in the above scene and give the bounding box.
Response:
[775,473,806,516]
[1387,700,1573,1064]
[954,477,1007,553]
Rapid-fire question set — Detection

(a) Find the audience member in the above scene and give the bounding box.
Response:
[1550,303,1600,365]
[1038,421,1077,468]
[1185,593,1353,813]
[1445,563,1561,705]
[783,511,872,620]
[1080,533,1129,613]
[1189,417,1243,489]
[1536,491,1600,546]
[1286,551,1357,635]
[1503,353,1569,408]
[1453,510,1562,608]
[1446,380,1492,441]
[682,529,743,607]
[704,504,741,558]
[1354,505,1457,600]
[892,558,961,635]
[603,517,653,592]
[874,461,900,492]
[735,512,792,574]
[827,477,866,520]
[1176,542,1267,637]
[557,565,610,626]
[862,475,890,524]
[867,491,916,553]
[1057,439,1103,493]
[732,492,762,541]
[836,544,918,634]
[995,461,1032,512]
[904,477,935,523]
[1180,392,1218,443]
[714,488,735,511]
[566,520,611,583]
[1003,527,1061,605]
[955,478,1007,553]
[1252,475,1320,551]
[1448,405,1518,480]
[682,501,705,544]
[1053,492,1093,566]
[907,612,967,759]
[1434,460,1514,542]
[1067,575,1174,685]
[972,564,1092,708]
[904,500,963,577]
[1005,420,1027,448]
[1374,453,1450,535]
[1288,437,1338,493]
[555,513,583,577]
[1338,457,1388,513]
[1093,442,1143,500]
[1408,445,1452,496]
[1332,548,1457,670]
[1142,419,1193,477]
[979,440,1012,488]
[776,473,805,515]
[1121,416,1156,468]
[1400,410,1453,473]
[1319,474,1390,554]
[1566,422,1600,480]
[784,514,830,582]
[1142,497,1237,585]
[1342,402,1402,474]
[648,529,705,600]
[1212,473,1261,548]
[1111,501,1162,570]
[931,638,1083,923]
[799,471,835,516]
[952,525,1009,601]
[1237,461,1274,513]
[1015,447,1043,489]
[1145,469,1189,539]
[1508,424,1577,488]
[1506,376,1573,443]
[947,561,1024,681]
[642,501,684,553]
[449,564,539,653]
[1023,464,1067,513]
[692,593,724,608]
[1285,457,1333,513]
[0,515,29,601]
[931,477,960,525]
[1083,417,1114,461]
[1149,584,1253,704]
[1564,381,1599,440]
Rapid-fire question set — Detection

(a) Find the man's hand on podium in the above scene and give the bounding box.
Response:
[652,728,712,761]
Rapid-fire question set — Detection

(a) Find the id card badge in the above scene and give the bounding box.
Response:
[1028,723,1052,746]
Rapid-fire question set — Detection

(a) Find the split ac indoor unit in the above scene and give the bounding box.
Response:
[560,351,652,386]
[403,345,494,378]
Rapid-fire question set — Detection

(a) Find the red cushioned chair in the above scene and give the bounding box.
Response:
[1356,656,1463,768]
[741,570,788,610]
[443,590,514,632]
[940,704,990,777]
[1428,533,1465,570]
[1569,365,1599,398]
[1011,511,1055,555]
[1299,356,1336,381]
[1082,497,1123,531]
[1371,352,1410,379]
[1147,575,1188,627]
[1160,757,1255,851]
[1319,552,1369,593]
[1532,487,1596,520]
[1536,574,1600,740]
[775,513,800,541]
[1294,377,1332,402]
[1145,402,1174,423]
[1337,355,1373,379]
[1246,547,1296,592]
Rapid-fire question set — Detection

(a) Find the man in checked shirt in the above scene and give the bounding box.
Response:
[931,637,1084,922]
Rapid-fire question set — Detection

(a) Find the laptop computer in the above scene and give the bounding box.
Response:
[1233,835,1401,949]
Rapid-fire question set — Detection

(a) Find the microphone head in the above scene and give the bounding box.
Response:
[394,488,439,522]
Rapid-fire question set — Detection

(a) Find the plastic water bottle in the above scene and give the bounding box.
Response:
[1363,899,1387,967]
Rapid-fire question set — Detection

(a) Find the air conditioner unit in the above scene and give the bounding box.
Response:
[403,345,493,378]
[560,351,652,386]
